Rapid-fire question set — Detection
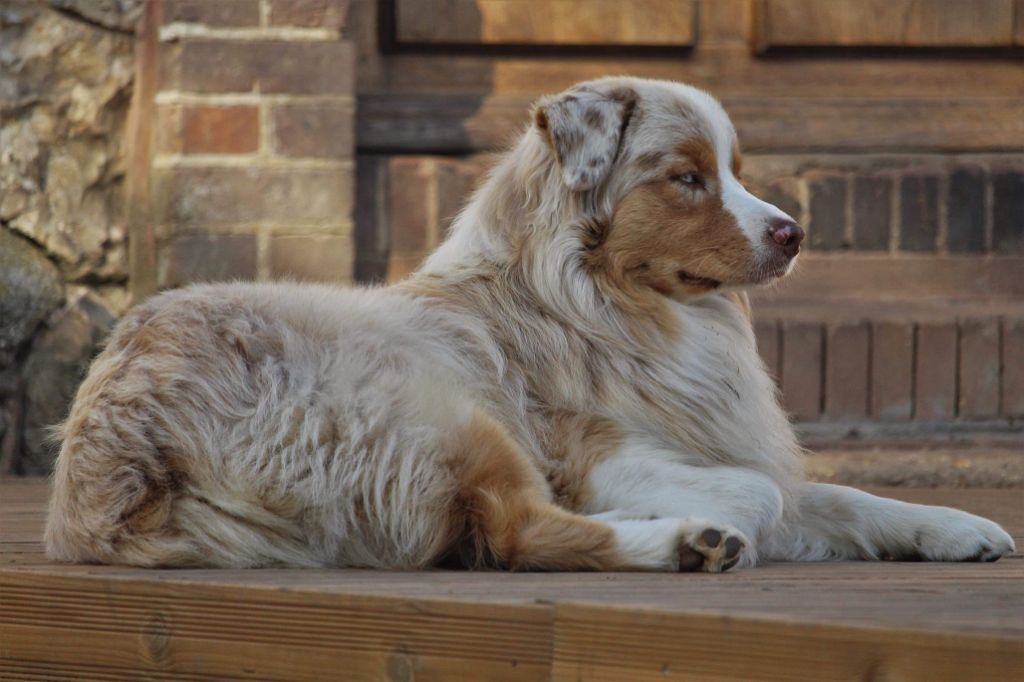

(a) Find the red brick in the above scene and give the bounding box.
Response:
[780,321,823,420]
[914,322,957,419]
[946,166,986,253]
[270,235,352,283]
[162,40,355,95]
[807,174,847,251]
[760,177,802,223]
[992,170,1024,253]
[958,318,1000,418]
[269,0,350,28]
[851,175,892,251]
[272,103,354,159]
[754,318,780,381]
[354,155,389,283]
[870,321,913,420]
[824,322,869,418]
[1001,318,1024,416]
[162,0,260,26]
[388,157,433,256]
[178,105,259,154]
[899,174,940,252]
[163,234,257,286]
[154,166,353,227]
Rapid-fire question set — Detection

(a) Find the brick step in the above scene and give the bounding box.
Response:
[805,445,1024,488]
[750,297,1024,425]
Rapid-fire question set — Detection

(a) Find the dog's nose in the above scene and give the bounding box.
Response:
[767,219,805,258]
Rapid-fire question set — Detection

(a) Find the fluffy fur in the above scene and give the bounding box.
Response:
[46,78,1014,572]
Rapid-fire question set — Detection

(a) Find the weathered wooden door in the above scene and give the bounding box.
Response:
[353,0,1024,429]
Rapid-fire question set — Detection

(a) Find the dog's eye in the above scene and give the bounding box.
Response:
[672,172,705,188]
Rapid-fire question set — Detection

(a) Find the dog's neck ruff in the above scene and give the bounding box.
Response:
[417,133,676,348]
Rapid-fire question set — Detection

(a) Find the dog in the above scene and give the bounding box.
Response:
[45,77,1014,572]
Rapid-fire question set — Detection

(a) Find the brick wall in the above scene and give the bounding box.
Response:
[355,153,1024,281]
[749,158,1024,256]
[129,0,355,297]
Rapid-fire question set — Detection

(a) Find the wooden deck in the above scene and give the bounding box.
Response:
[2,479,1022,681]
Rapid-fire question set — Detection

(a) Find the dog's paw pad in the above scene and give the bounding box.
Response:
[677,545,706,572]
[677,524,747,573]
[700,529,722,548]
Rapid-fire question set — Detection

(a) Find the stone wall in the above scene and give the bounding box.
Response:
[0,0,356,475]
[0,0,143,474]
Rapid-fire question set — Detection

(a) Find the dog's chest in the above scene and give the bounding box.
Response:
[612,301,790,457]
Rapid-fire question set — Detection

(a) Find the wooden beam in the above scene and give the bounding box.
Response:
[755,0,1016,52]
[394,0,696,47]
[356,94,1024,153]
[125,0,162,304]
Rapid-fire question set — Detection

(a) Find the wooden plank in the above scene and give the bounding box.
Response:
[870,321,914,420]
[126,0,163,302]
[824,322,870,418]
[4,568,1022,681]
[356,94,1024,153]
[959,318,1001,418]
[1016,0,1024,44]
[0,571,553,682]
[362,51,1024,99]
[914,322,958,420]
[753,318,780,381]
[394,0,695,47]
[1002,318,1024,416]
[551,602,1024,682]
[780,321,823,420]
[755,0,1016,51]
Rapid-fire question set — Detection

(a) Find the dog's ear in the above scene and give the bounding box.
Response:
[534,87,637,191]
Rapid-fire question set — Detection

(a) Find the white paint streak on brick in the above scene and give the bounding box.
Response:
[152,155,351,170]
[159,24,339,42]
[155,92,354,106]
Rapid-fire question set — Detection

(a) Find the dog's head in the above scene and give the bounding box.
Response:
[532,77,803,300]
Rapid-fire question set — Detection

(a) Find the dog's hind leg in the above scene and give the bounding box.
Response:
[450,412,745,572]
[763,483,1015,562]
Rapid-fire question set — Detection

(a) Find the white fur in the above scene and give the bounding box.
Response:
[685,89,794,260]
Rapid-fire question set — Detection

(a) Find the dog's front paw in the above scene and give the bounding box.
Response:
[676,521,748,573]
[912,508,1015,562]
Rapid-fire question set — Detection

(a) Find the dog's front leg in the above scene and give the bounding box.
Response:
[765,483,1015,562]
[583,454,786,567]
